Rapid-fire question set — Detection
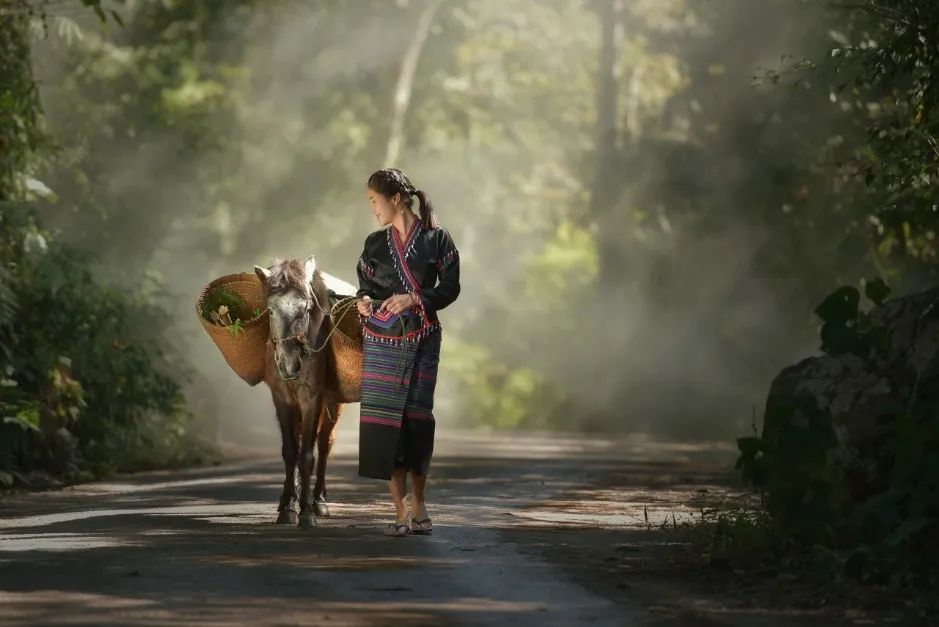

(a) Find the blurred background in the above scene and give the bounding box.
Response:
[3,0,936,475]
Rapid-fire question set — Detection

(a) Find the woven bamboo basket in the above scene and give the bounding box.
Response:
[195,272,270,386]
[327,296,363,403]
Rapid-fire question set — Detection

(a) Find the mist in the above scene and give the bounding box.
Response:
[29,0,857,448]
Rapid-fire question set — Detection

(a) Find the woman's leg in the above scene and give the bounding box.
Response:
[407,469,432,533]
[402,333,439,524]
[410,469,427,515]
[383,466,411,536]
[388,466,409,521]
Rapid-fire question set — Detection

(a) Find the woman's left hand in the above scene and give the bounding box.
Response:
[380,293,418,315]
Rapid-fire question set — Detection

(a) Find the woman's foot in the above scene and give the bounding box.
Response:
[383,518,410,537]
[408,503,432,535]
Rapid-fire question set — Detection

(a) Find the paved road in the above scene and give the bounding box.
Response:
[0,431,759,626]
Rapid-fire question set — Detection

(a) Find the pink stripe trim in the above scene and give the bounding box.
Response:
[361,373,410,386]
[360,415,403,427]
[393,217,420,253]
[391,221,422,293]
[363,373,400,382]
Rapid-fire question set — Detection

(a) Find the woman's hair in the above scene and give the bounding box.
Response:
[367,167,439,229]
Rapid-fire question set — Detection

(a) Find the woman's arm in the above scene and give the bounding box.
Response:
[356,243,379,299]
[418,228,461,318]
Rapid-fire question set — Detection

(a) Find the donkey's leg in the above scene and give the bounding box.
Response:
[297,392,323,528]
[275,401,301,525]
[313,401,343,516]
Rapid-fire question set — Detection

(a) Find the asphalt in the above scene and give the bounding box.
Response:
[0,430,752,626]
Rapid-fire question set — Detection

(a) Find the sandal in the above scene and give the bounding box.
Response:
[408,516,432,535]
[383,521,410,537]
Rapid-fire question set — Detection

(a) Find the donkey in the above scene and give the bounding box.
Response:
[254,255,357,528]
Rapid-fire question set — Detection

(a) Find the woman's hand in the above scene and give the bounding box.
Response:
[380,293,418,315]
[357,295,373,317]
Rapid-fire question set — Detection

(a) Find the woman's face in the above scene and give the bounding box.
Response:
[367,187,399,226]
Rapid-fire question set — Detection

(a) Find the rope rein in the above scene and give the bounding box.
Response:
[267,289,410,354]
[266,293,364,354]
[268,285,418,389]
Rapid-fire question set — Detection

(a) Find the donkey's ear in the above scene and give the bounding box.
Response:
[304,254,317,278]
[254,265,271,283]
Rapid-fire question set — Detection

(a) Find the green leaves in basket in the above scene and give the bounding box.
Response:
[226,318,245,338]
[201,286,249,322]
[202,286,267,338]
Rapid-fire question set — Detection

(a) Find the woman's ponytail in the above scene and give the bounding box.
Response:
[414,189,439,229]
[367,168,439,229]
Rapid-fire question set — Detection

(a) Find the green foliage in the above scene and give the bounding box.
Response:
[864,277,890,305]
[35,0,247,277]
[680,505,781,571]
[1,204,207,480]
[0,4,209,484]
[523,219,599,308]
[795,1,939,277]
[440,336,569,429]
[200,286,249,321]
[0,8,48,199]
[736,394,840,544]
[225,318,244,338]
[16,0,897,441]
[814,284,890,359]
[79,0,125,26]
[12,0,939,447]
[199,286,262,338]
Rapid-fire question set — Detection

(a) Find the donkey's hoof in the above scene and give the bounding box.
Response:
[276,509,298,525]
[298,511,317,528]
[313,501,330,517]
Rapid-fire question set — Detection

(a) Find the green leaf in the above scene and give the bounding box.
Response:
[4,415,41,434]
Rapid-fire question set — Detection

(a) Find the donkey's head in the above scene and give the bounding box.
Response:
[254,255,323,381]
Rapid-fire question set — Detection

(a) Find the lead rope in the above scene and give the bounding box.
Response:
[355,293,420,392]
[392,334,417,392]
[271,285,427,401]
[280,292,359,354]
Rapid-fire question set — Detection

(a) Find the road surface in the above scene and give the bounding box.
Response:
[0,431,851,626]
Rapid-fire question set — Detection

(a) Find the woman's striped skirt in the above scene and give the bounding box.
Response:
[358,328,441,480]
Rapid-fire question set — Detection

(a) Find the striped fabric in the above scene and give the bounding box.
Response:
[357,328,441,480]
[357,217,446,480]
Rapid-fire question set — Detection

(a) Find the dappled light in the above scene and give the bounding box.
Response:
[2,0,937,623]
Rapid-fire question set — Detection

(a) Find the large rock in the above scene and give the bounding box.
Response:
[762,286,939,507]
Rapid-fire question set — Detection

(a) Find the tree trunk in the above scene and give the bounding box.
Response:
[623,64,643,145]
[383,0,443,167]
[587,0,624,218]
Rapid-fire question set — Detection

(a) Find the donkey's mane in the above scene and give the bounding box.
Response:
[261,258,326,300]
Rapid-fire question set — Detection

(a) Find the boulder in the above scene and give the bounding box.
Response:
[762,286,939,507]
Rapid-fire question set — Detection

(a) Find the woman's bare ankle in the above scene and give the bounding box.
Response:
[411,500,428,519]
[395,495,409,519]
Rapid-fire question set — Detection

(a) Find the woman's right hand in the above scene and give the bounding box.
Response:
[357,295,373,317]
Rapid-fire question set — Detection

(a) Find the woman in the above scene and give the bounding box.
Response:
[355,167,461,537]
